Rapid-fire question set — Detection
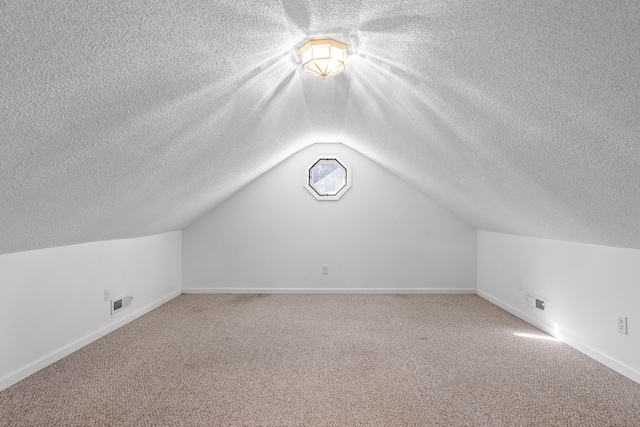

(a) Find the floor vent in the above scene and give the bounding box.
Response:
[111,293,133,315]
[535,298,545,311]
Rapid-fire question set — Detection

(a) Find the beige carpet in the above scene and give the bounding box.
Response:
[2,294,640,426]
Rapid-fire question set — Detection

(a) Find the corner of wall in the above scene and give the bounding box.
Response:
[476,231,640,385]
[0,231,183,392]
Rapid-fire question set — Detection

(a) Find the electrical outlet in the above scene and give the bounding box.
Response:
[618,316,628,334]
[322,265,329,274]
[104,289,111,302]
[518,279,524,291]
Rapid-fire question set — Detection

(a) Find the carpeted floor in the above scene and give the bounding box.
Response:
[1,294,640,426]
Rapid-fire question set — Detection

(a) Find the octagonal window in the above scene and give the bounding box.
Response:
[305,157,351,200]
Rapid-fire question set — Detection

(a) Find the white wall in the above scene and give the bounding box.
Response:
[183,143,477,293]
[477,230,640,384]
[0,231,182,391]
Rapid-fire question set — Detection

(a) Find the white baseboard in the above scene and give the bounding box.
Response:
[476,289,640,385]
[0,289,182,392]
[183,287,476,294]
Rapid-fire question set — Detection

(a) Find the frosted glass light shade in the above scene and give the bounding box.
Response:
[300,39,347,79]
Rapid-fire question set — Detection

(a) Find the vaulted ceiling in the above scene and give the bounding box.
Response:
[2,1,640,255]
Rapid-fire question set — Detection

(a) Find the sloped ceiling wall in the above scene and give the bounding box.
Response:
[2,0,639,255]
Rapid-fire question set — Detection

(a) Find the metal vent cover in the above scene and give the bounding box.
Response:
[526,294,547,312]
[111,293,133,315]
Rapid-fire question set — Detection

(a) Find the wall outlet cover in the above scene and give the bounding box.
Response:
[618,316,628,335]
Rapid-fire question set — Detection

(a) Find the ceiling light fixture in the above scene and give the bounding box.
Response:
[300,38,347,79]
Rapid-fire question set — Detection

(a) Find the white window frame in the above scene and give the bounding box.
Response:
[304,156,352,201]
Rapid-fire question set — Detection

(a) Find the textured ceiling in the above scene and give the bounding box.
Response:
[2,0,640,255]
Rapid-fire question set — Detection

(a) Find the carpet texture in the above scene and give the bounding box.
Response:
[2,294,639,426]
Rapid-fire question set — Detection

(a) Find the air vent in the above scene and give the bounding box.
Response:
[111,293,133,315]
[526,294,546,312]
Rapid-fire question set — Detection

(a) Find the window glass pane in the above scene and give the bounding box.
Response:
[310,159,346,196]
